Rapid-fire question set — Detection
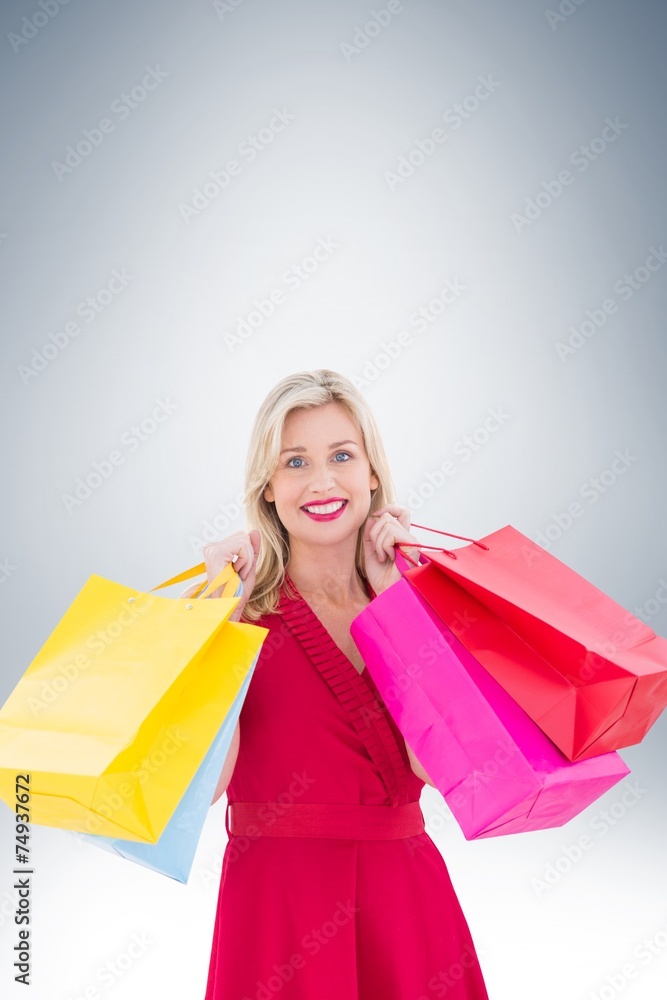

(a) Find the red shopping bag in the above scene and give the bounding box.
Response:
[396,524,667,761]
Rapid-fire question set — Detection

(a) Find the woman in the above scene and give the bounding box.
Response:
[196,369,489,999]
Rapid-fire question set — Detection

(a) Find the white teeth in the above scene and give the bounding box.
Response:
[303,501,346,514]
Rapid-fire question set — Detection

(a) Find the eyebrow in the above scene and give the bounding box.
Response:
[280,439,358,455]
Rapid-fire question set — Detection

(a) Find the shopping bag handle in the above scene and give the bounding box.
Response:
[149,560,241,599]
[395,523,489,567]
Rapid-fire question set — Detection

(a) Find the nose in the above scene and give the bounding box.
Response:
[307,460,338,494]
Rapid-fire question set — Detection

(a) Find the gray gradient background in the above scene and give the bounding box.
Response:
[1,0,667,997]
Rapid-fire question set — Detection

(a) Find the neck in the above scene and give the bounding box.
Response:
[285,535,367,607]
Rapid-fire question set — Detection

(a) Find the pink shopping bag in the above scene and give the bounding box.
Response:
[350,568,630,839]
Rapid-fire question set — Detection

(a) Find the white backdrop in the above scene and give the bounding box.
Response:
[1,1,666,998]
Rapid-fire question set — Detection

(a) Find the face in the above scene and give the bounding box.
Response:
[263,402,379,546]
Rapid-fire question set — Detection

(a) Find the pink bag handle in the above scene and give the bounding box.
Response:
[395,523,489,567]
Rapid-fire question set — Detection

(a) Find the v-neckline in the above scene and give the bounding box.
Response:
[278,570,409,806]
[283,570,376,677]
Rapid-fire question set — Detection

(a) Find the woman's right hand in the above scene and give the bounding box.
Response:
[181,530,261,622]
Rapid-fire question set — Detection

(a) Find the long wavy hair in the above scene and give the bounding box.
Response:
[239,369,397,622]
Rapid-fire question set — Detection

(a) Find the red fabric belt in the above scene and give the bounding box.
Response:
[226,800,425,839]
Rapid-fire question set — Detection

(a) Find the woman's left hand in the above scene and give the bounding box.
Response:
[362,504,422,596]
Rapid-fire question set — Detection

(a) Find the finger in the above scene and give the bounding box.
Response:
[368,514,396,555]
[369,511,393,529]
[380,524,400,562]
[208,554,243,591]
[230,550,248,581]
[372,508,408,528]
[369,512,397,536]
[384,506,411,531]
[363,515,377,546]
[372,504,409,520]
[373,522,395,563]
[376,520,416,564]
[237,539,258,581]
[242,537,257,571]
[366,517,385,553]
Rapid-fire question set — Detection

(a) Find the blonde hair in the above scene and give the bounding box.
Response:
[239,369,396,621]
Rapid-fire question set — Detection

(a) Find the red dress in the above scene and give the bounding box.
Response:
[204,573,489,1000]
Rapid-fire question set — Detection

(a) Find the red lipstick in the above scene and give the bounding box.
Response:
[300,498,348,522]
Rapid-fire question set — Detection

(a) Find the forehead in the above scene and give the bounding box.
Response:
[283,401,360,439]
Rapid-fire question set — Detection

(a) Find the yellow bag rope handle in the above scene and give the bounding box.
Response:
[149,560,241,600]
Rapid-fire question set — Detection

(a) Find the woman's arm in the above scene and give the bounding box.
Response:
[210,719,241,806]
[181,577,240,805]
[404,739,436,787]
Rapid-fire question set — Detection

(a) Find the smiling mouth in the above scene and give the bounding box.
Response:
[301,499,347,514]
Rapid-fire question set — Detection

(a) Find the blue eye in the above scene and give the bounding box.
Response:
[286,451,351,468]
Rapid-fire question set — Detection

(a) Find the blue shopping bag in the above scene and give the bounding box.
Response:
[80,659,255,881]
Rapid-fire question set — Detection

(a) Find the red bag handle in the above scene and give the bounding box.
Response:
[395,523,489,567]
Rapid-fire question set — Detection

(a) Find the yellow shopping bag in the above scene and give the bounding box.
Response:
[0,560,267,843]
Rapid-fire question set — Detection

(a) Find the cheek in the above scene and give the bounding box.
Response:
[273,479,302,507]
[350,467,374,490]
